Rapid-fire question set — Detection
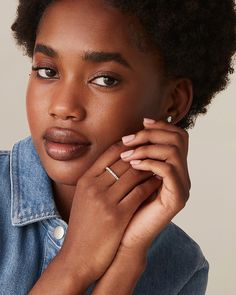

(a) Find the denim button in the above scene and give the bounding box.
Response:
[53,226,65,240]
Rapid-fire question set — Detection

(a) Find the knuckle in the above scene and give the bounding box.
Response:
[187,178,191,190]
[140,128,152,138]
[169,145,179,157]
[164,163,175,174]
[97,196,114,215]
[178,200,186,211]
[182,129,189,139]
[173,132,182,146]
[86,184,100,198]
[180,129,189,146]
[103,209,118,225]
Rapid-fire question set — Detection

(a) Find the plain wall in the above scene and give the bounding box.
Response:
[1,2,236,294]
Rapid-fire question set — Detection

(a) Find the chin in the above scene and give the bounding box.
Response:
[42,157,92,186]
[47,168,84,186]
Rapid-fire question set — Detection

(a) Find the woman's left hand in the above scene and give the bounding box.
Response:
[119,118,191,254]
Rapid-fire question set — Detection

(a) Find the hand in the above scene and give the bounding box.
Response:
[118,119,191,253]
[59,140,160,284]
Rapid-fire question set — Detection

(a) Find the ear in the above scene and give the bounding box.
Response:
[163,78,193,124]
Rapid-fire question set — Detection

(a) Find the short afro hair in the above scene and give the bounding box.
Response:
[11,0,236,129]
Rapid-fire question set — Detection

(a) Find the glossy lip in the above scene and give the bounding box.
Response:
[43,127,91,161]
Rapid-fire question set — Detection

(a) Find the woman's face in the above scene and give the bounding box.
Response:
[26,0,168,185]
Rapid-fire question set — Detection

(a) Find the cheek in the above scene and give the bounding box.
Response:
[27,81,48,112]
[26,82,48,134]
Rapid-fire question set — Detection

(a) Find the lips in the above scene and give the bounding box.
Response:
[43,127,91,161]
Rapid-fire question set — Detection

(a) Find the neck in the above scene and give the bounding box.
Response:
[52,182,76,224]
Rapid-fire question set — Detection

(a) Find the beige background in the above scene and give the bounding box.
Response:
[1,1,235,294]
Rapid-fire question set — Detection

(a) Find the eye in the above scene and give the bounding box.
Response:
[90,75,120,87]
[32,66,59,79]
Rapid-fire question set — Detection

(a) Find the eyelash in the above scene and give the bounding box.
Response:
[32,66,58,79]
[31,66,121,88]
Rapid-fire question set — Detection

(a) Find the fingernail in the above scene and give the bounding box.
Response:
[122,134,136,144]
[130,160,142,165]
[120,150,135,159]
[143,118,156,124]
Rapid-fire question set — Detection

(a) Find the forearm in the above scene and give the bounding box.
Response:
[91,249,147,295]
[28,252,93,295]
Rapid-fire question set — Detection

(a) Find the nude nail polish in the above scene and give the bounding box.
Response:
[122,134,135,144]
[143,118,156,124]
[120,150,134,159]
[130,160,142,165]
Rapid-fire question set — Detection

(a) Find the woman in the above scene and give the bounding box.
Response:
[0,0,235,294]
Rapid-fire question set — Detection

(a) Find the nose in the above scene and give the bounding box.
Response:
[48,82,86,121]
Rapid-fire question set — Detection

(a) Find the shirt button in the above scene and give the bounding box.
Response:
[53,226,65,240]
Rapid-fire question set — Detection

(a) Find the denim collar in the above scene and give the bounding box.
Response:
[10,137,60,226]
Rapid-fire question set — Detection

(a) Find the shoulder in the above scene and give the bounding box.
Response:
[134,222,209,294]
[149,222,208,272]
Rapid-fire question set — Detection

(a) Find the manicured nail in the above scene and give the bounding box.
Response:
[130,160,142,165]
[143,118,156,124]
[122,134,136,144]
[120,150,134,159]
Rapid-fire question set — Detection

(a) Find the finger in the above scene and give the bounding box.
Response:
[86,140,128,177]
[143,119,189,153]
[108,166,156,203]
[98,158,130,186]
[129,159,189,203]
[118,176,162,216]
[120,144,190,189]
[122,128,188,158]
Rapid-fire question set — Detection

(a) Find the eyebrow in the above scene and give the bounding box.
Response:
[83,51,131,69]
[34,44,57,58]
[34,43,132,69]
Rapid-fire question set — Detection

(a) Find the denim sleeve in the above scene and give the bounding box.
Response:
[178,259,209,295]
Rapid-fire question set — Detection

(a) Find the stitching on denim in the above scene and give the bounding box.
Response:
[0,151,10,155]
[40,235,48,275]
[10,146,16,226]
[41,224,62,272]
[12,212,58,226]
[47,230,63,249]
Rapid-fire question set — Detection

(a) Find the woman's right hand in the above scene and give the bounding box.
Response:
[58,140,161,284]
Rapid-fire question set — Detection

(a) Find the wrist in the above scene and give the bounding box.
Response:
[115,246,147,273]
[91,247,146,295]
[119,242,148,261]
[29,253,93,295]
[54,250,95,292]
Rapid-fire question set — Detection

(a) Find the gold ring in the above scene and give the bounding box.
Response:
[105,166,119,180]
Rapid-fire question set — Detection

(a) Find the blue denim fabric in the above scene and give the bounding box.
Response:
[0,137,209,295]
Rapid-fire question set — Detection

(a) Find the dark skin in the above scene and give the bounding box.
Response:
[27,0,191,222]
[27,1,193,293]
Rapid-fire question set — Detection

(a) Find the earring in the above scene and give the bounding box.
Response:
[166,115,173,123]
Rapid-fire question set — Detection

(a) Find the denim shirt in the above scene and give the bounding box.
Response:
[0,137,209,295]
